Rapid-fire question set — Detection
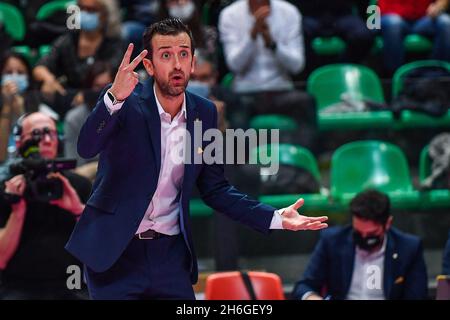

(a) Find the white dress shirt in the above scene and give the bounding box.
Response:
[219,0,304,93]
[103,86,284,235]
[346,238,387,300]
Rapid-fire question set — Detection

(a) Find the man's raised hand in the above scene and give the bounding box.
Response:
[109,43,148,101]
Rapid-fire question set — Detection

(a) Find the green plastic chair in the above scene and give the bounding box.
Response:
[373,35,432,54]
[11,46,36,65]
[330,140,420,209]
[392,60,450,128]
[312,37,346,56]
[249,114,299,131]
[39,45,52,60]
[307,64,392,131]
[0,3,26,41]
[418,144,450,208]
[36,0,75,21]
[252,144,331,210]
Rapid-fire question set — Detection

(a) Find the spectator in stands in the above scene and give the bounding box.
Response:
[294,0,374,66]
[0,112,91,299]
[33,0,125,98]
[64,61,114,181]
[219,0,316,148]
[293,189,428,300]
[0,52,40,163]
[120,0,160,53]
[159,0,218,63]
[380,0,450,74]
[443,231,450,275]
[219,0,304,93]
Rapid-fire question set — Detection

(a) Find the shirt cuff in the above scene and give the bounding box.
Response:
[103,91,125,115]
[301,291,317,300]
[269,208,286,229]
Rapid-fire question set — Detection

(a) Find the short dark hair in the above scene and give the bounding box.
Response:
[142,18,195,60]
[350,189,391,225]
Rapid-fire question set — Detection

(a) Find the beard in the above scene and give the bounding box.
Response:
[154,71,189,98]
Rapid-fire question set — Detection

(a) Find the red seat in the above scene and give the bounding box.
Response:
[205,271,285,300]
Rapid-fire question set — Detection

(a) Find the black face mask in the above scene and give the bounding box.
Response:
[353,231,384,251]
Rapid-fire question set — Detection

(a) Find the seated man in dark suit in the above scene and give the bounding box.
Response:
[293,189,428,300]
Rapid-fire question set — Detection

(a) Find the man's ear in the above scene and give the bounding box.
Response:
[190,55,196,75]
[143,58,154,77]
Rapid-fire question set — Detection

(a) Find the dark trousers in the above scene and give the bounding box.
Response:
[85,234,195,300]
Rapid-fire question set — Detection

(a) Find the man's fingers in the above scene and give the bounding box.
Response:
[291,198,304,210]
[308,216,328,223]
[120,43,134,68]
[128,49,148,71]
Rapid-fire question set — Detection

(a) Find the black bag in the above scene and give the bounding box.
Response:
[392,66,450,118]
[259,164,320,195]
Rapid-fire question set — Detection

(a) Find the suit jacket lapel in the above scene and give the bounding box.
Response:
[138,79,161,174]
[342,230,356,297]
[384,231,397,299]
[182,92,199,194]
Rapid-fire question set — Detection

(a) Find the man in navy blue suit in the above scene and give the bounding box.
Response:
[65,18,328,299]
[293,189,428,300]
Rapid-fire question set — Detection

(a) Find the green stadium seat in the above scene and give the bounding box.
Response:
[373,35,433,54]
[392,60,450,129]
[312,37,346,56]
[307,64,393,131]
[330,140,421,209]
[418,145,450,208]
[39,45,52,60]
[0,3,26,41]
[36,0,75,21]
[11,46,35,65]
[249,114,298,131]
[253,144,331,211]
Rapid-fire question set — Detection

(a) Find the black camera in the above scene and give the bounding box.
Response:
[7,138,77,203]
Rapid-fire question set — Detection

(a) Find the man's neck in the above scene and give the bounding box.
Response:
[154,84,184,119]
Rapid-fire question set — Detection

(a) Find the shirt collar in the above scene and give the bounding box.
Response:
[153,84,187,120]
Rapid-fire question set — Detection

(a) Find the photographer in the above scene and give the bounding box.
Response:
[0,112,91,299]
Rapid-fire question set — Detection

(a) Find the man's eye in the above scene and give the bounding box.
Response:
[180,51,188,58]
[162,52,170,59]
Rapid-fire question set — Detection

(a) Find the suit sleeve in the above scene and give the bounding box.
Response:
[77,84,124,159]
[196,104,275,234]
[292,234,329,299]
[402,239,428,299]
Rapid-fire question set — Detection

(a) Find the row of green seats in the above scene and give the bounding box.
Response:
[1,1,74,65]
[307,60,450,131]
[190,141,450,217]
[313,34,432,56]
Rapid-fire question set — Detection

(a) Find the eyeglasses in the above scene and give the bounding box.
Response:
[23,127,58,141]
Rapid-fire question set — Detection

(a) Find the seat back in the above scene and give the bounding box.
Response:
[307,64,385,110]
[205,271,285,300]
[331,140,413,198]
[249,114,298,131]
[36,0,75,21]
[0,3,25,41]
[252,144,321,182]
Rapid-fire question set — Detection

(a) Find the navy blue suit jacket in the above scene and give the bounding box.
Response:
[65,79,276,283]
[293,226,428,300]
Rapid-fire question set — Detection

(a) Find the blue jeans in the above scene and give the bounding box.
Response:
[381,14,450,72]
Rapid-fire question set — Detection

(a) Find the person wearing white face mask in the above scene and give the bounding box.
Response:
[33,0,125,101]
[0,52,41,163]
